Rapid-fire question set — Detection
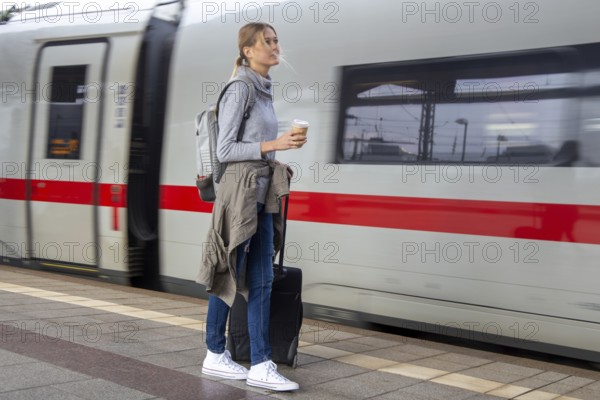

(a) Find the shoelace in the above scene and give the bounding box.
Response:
[219,351,246,372]
[265,361,290,382]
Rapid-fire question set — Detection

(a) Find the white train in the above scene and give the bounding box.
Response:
[1,0,600,362]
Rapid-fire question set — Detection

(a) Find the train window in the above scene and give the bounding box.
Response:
[46,65,87,159]
[338,49,587,165]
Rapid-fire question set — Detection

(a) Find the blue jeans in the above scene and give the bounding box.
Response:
[205,203,274,366]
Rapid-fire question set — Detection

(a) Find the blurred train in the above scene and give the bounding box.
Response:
[1,0,600,362]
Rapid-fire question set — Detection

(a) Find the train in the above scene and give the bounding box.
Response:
[1,0,600,362]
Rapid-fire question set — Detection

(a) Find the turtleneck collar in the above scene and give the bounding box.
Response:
[236,65,272,97]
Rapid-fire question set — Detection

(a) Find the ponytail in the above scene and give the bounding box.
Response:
[231,55,244,79]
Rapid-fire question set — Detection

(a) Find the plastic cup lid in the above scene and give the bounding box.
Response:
[292,119,309,127]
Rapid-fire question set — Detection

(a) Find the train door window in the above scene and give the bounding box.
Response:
[46,65,87,159]
[338,49,584,165]
[580,60,600,166]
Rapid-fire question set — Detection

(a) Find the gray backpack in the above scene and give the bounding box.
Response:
[195,76,256,202]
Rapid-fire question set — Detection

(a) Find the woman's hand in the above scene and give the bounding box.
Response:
[261,130,307,156]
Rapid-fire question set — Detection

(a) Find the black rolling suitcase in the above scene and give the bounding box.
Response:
[226,195,303,367]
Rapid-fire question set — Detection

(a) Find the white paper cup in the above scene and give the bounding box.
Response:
[291,119,309,138]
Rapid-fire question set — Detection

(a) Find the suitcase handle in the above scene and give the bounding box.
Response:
[275,194,289,279]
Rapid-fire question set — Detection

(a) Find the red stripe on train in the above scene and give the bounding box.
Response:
[0,178,26,200]
[287,191,600,245]
[2,178,600,245]
[0,179,127,207]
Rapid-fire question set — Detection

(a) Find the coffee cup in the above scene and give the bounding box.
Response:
[291,119,309,138]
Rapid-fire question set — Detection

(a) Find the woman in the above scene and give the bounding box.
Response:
[199,22,306,392]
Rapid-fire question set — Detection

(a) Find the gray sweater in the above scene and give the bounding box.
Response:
[216,66,278,203]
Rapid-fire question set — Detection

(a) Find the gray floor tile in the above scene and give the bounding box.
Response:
[53,378,155,400]
[369,390,435,400]
[146,336,201,353]
[461,361,543,384]
[410,357,473,373]
[0,386,85,400]
[0,349,36,367]
[312,370,420,398]
[567,381,600,400]
[394,344,448,358]
[19,308,96,319]
[512,370,570,389]
[137,350,201,369]
[363,348,426,363]
[398,381,478,400]
[280,359,370,387]
[323,339,378,354]
[542,375,596,395]
[0,302,81,312]
[68,336,165,358]
[347,335,404,348]
[143,325,203,339]
[0,362,89,392]
[430,352,491,368]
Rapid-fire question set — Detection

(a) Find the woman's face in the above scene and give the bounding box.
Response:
[245,28,280,70]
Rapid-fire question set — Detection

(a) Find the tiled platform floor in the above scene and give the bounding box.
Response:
[1,265,599,400]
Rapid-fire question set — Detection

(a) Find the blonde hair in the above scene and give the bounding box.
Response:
[231,22,277,78]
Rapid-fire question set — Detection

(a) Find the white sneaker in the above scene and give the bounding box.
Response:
[247,360,299,391]
[202,349,248,380]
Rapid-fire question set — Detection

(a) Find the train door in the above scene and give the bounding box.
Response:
[27,41,107,269]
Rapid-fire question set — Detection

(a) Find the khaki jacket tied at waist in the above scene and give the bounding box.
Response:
[196,160,290,306]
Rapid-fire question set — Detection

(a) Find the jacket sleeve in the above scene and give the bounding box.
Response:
[216,81,262,163]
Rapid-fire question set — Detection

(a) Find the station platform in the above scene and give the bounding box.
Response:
[1,264,599,400]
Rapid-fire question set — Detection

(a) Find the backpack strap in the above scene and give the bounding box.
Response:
[215,76,256,141]
[194,112,203,133]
